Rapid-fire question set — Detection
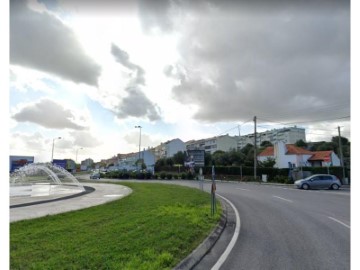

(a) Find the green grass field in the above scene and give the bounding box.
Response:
[10,182,221,269]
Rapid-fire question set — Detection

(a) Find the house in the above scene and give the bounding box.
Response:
[307,151,341,167]
[257,142,341,168]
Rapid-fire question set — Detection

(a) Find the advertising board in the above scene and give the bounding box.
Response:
[185,150,205,167]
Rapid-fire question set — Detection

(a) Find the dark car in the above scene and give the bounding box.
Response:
[294,174,341,190]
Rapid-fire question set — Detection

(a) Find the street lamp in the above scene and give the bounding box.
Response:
[76,147,83,163]
[51,137,62,163]
[135,125,142,170]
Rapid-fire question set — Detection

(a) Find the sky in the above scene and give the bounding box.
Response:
[7,0,352,164]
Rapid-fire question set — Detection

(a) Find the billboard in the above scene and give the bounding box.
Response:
[53,159,67,169]
[185,150,205,167]
[9,156,34,172]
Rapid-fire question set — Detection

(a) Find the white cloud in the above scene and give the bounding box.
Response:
[10,0,101,86]
[11,98,89,130]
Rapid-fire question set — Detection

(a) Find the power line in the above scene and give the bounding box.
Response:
[216,118,253,137]
[257,115,350,126]
[255,102,350,121]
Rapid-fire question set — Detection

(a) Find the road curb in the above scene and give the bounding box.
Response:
[173,197,228,270]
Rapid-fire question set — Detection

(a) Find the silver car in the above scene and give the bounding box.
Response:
[90,170,100,179]
[294,174,341,190]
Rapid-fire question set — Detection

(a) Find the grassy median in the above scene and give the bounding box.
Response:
[10,182,221,269]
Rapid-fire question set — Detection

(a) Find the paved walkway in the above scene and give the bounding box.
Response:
[10,183,132,223]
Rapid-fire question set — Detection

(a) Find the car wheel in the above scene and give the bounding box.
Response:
[331,184,339,190]
[302,183,310,190]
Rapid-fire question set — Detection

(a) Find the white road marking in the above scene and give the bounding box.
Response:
[328,216,350,229]
[211,194,241,270]
[236,188,250,191]
[272,196,293,203]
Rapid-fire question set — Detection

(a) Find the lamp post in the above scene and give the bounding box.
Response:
[135,125,142,170]
[76,147,83,164]
[51,137,62,163]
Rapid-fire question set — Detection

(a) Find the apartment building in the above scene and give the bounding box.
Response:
[237,126,306,149]
[186,135,238,154]
[151,138,186,160]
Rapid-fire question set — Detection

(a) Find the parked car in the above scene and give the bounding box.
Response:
[90,171,100,179]
[294,174,341,190]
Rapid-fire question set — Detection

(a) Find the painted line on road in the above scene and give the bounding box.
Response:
[272,196,293,203]
[211,194,241,270]
[328,217,350,229]
[236,188,250,191]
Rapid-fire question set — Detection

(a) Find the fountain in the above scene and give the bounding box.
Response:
[10,163,85,197]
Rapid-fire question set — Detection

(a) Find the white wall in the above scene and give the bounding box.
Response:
[166,139,186,157]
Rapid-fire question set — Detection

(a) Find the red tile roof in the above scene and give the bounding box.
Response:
[258,146,274,156]
[308,151,332,161]
[285,144,313,155]
[258,144,313,156]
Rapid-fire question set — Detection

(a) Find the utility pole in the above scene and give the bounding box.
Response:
[135,125,142,170]
[337,126,346,183]
[254,116,257,182]
[238,125,241,150]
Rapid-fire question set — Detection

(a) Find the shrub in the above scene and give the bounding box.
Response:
[160,172,167,180]
[166,173,173,180]
[273,175,287,183]
[186,172,194,180]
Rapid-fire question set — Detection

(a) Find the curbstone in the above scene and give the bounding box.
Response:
[173,198,228,270]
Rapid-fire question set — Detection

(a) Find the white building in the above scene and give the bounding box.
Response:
[258,141,341,169]
[80,158,94,171]
[237,126,306,149]
[117,150,155,171]
[152,138,186,160]
[186,135,238,154]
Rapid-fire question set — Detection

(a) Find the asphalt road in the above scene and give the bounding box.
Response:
[175,181,350,270]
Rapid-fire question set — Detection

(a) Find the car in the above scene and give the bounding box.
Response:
[90,171,100,179]
[294,174,341,190]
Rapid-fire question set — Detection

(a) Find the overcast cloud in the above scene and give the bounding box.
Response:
[111,43,146,86]
[111,43,161,121]
[147,0,350,123]
[12,99,88,130]
[8,0,351,162]
[10,0,101,86]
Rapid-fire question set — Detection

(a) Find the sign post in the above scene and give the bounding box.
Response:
[324,157,331,174]
[199,168,204,191]
[211,165,216,216]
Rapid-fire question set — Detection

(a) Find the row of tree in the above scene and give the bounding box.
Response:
[155,136,350,169]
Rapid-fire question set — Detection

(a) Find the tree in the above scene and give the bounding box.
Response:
[240,144,255,166]
[260,141,273,147]
[173,151,186,165]
[259,157,276,168]
[295,139,307,148]
[331,136,349,146]
[212,150,228,166]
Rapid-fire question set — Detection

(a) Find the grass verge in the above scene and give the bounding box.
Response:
[10,182,221,269]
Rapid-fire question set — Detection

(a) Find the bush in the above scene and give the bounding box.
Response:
[166,173,173,180]
[160,172,167,180]
[272,175,287,183]
[186,172,195,180]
